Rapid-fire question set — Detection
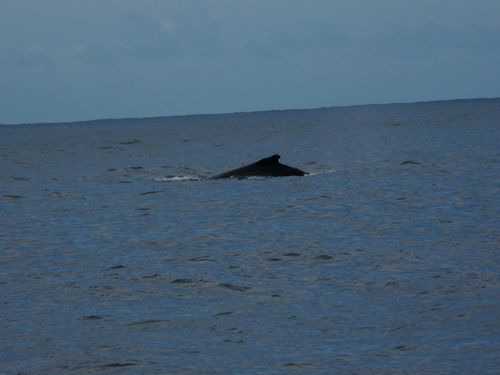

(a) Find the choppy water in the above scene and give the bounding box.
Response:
[1,99,499,374]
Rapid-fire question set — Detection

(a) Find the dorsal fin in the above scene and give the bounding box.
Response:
[256,154,280,165]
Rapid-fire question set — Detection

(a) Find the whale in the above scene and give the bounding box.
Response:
[210,154,307,179]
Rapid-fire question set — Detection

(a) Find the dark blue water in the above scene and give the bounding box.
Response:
[1,99,499,374]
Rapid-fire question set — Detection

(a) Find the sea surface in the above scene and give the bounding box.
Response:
[1,99,499,374]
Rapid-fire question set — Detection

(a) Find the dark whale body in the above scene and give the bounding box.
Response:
[210,154,307,179]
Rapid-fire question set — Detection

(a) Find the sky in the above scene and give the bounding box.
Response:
[1,0,500,124]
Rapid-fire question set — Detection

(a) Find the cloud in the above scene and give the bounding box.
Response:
[242,19,350,60]
[371,23,500,60]
[1,10,226,69]
[161,20,175,33]
[54,44,88,63]
[115,11,226,61]
[0,43,51,69]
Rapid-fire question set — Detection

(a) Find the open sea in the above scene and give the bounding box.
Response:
[1,99,499,374]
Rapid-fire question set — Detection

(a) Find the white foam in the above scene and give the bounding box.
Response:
[153,175,202,182]
[245,176,266,180]
[306,169,336,176]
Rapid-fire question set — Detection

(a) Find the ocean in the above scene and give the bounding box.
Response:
[1,98,499,374]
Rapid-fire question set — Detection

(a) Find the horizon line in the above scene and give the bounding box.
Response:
[2,96,499,127]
